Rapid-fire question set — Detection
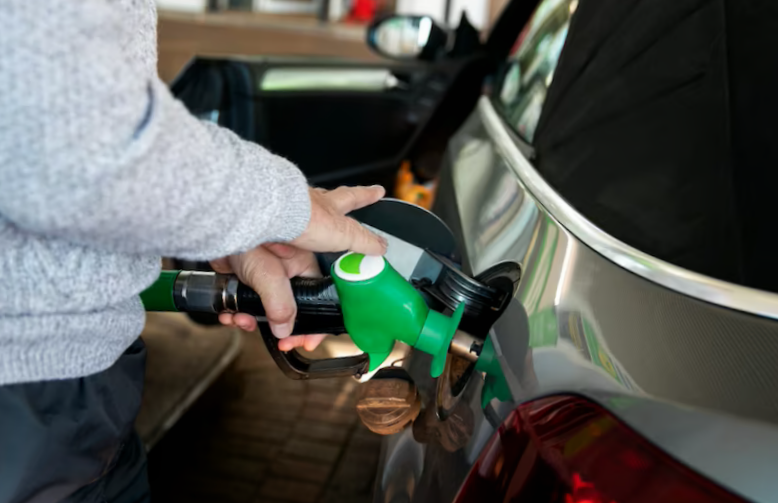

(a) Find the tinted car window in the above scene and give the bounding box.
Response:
[496,0,576,142]
[496,1,745,283]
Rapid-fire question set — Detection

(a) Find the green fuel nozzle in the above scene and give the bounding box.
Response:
[331,252,464,378]
[141,253,478,379]
[141,250,516,404]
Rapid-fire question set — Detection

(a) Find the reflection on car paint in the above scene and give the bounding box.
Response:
[452,114,635,404]
[521,216,560,348]
[474,173,521,247]
[451,129,537,275]
[500,0,574,142]
[557,309,629,388]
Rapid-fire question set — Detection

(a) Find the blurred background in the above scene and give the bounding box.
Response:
[156,0,507,82]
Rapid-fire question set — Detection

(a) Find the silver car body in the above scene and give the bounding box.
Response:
[373,97,778,503]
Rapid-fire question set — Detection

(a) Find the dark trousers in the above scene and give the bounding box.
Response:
[0,339,150,503]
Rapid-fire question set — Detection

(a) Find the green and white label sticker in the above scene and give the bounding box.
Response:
[334,252,385,282]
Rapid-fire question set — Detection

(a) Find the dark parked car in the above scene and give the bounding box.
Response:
[173,0,778,501]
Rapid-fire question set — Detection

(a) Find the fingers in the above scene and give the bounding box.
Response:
[224,244,323,339]
[330,185,385,214]
[210,257,233,274]
[234,247,297,339]
[278,335,304,351]
[291,186,387,255]
[288,250,322,278]
[233,313,258,331]
[265,243,321,278]
[341,217,388,256]
[303,333,328,351]
[264,243,297,260]
[278,334,328,352]
[325,186,387,254]
[218,311,258,332]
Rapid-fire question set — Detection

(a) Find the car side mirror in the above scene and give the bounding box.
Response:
[367,15,448,61]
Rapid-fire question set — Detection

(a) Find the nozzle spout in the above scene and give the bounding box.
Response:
[449,330,482,363]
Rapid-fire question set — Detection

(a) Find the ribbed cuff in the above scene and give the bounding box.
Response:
[262,156,311,243]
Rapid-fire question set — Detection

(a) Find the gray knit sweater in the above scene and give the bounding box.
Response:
[0,0,311,385]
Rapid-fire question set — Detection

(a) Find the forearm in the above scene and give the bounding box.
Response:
[49,78,312,259]
[0,0,310,259]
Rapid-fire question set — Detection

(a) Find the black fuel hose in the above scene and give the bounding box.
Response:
[142,271,345,335]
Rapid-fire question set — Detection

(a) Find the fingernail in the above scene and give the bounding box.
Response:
[379,236,389,249]
[272,322,292,339]
[237,321,253,331]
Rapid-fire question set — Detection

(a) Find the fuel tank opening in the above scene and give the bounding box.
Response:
[434,261,521,420]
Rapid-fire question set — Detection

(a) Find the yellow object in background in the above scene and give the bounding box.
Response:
[394,161,436,210]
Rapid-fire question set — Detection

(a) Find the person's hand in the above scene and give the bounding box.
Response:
[211,243,328,351]
[212,185,386,351]
[290,186,388,254]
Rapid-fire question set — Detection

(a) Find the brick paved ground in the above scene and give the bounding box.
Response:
[147,330,382,503]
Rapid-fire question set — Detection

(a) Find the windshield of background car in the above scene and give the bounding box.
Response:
[496,0,576,142]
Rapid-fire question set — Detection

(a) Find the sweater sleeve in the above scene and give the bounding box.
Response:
[0,1,310,260]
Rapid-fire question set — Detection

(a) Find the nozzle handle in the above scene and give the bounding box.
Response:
[142,270,369,379]
[142,271,345,335]
[236,277,341,325]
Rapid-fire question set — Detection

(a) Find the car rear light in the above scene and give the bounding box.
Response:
[454,395,744,503]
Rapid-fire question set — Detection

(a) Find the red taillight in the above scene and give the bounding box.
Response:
[454,396,744,503]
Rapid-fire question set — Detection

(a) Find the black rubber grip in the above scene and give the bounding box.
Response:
[236,277,339,316]
[237,277,346,335]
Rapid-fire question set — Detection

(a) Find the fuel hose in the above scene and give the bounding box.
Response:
[141,271,344,335]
